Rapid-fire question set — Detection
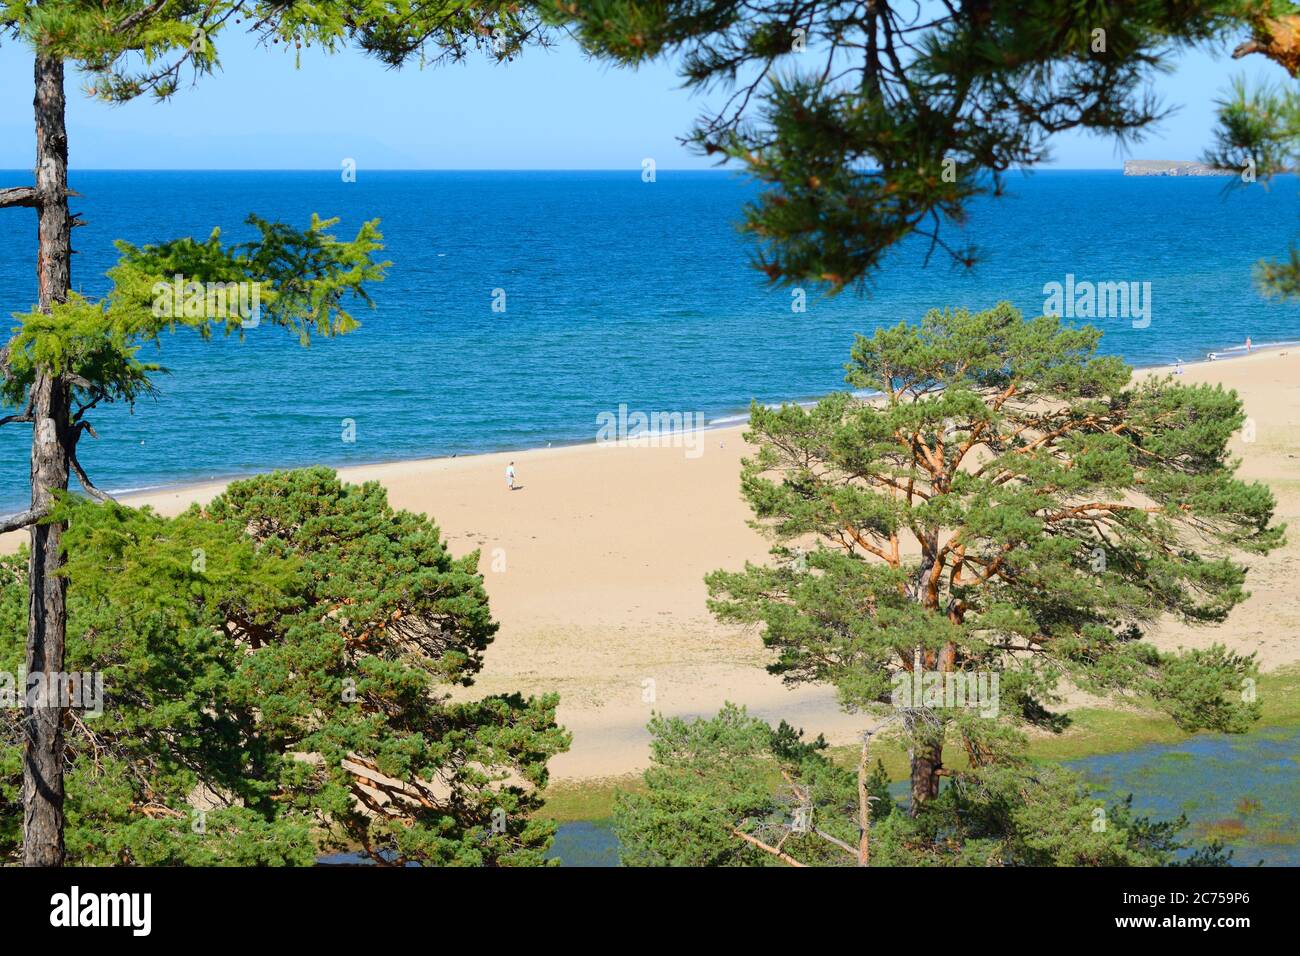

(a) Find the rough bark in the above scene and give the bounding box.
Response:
[1233,15,1300,75]
[23,51,72,868]
[908,734,943,813]
[856,731,871,865]
[0,186,39,208]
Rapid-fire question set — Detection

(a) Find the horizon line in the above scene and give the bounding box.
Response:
[0,166,1144,174]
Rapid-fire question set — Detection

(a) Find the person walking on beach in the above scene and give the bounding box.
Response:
[506,461,516,491]
[1246,336,1252,353]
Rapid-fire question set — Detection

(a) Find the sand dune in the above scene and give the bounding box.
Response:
[3,349,1297,780]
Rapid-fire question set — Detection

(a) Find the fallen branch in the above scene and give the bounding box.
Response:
[733,822,807,867]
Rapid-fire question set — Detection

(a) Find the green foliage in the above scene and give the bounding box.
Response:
[3,215,386,414]
[689,304,1284,857]
[1256,243,1300,299]
[1201,72,1300,298]
[546,0,1264,291]
[0,0,554,869]
[113,213,388,343]
[869,760,1232,867]
[1,1,543,101]
[613,704,861,866]
[1,292,161,411]
[1202,74,1300,177]
[614,706,1230,866]
[549,2,1300,310]
[709,303,1278,734]
[0,469,569,865]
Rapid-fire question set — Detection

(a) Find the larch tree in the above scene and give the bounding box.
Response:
[0,0,545,866]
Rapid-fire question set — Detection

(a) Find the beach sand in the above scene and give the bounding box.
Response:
[3,349,1298,780]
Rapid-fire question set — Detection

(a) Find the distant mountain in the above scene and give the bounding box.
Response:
[1123,160,1236,177]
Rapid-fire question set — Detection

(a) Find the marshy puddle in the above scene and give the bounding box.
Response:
[546,820,621,867]
[1070,724,1300,866]
[546,724,1300,866]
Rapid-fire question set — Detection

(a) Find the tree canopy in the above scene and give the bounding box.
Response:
[0,468,569,865]
[0,0,545,100]
[0,0,553,866]
[617,302,1289,863]
[547,1,1300,296]
[614,703,1234,866]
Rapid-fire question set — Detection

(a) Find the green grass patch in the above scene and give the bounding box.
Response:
[541,774,644,823]
[830,664,1300,781]
[539,665,1300,818]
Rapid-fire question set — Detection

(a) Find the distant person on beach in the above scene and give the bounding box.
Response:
[506,462,516,491]
[1246,336,1253,353]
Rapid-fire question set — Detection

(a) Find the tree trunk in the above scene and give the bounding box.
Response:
[905,638,955,816]
[856,730,872,865]
[908,735,943,813]
[24,51,71,868]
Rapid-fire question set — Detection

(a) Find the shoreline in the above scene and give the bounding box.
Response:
[3,337,1291,520]
[2,342,1296,784]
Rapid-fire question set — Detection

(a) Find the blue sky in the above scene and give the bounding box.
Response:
[0,30,1290,170]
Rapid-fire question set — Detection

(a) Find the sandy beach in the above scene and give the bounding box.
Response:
[4,348,1298,781]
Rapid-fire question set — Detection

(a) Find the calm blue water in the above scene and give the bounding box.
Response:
[1,170,1297,510]
[1071,724,1300,867]
[546,725,1300,866]
[546,820,621,867]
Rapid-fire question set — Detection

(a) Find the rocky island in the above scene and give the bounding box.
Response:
[1123,159,1235,176]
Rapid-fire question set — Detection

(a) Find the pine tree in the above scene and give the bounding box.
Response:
[0,0,544,866]
[546,1,1294,291]
[613,703,1232,866]
[0,469,569,865]
[694,303,1281,855]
